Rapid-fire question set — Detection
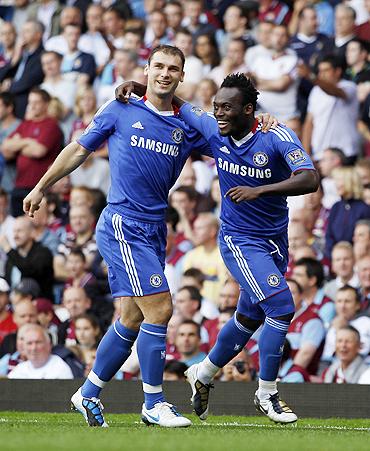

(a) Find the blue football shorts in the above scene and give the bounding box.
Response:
[96,205,169,297]
[219,226,290,308]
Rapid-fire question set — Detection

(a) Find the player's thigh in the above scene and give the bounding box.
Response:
[134,291,173,325]
[236,288,265,322]
[96,207,169,298]
[219,231,288,304]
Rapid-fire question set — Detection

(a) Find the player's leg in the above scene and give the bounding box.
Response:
[135,292,191,427]
[186,289,264,419]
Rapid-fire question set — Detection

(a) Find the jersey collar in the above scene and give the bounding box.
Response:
[230,119,260,147]
[142,95,179,116]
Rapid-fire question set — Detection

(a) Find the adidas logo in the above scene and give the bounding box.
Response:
[132,121,144,129]
[220,146,230,154]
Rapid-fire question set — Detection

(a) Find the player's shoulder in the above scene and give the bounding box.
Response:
[265,124,299,145]
[95,97,139,117]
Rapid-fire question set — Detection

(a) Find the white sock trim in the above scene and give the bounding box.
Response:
[88,370,107,389]
[197,357,220,384]
[142,383,162,394]
[258,378,277,399]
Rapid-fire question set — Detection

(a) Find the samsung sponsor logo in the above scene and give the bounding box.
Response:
[218,157,272,178]
[130,135,179,157]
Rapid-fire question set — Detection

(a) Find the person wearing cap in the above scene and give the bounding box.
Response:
[11,278,41,306]
[0,278,16,345]
[35,298,61,346]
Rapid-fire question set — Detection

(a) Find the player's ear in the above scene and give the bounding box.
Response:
[180,70,185,83]
[144,64,149,76]
[244,103,253,115]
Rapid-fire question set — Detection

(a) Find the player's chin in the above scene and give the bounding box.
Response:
[219,127,231,136]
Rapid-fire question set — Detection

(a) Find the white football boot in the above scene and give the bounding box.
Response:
[141,402,192,427]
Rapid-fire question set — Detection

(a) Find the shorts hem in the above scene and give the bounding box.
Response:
[258,286,289,303]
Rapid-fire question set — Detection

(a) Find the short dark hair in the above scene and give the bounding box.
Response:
[164,360,187,379]
[0,92,16,111]
[69,248,86,263]
[337,285,360,303]
[42,50,63,61]
[348,38,369,54]
[326,147,347,165]
[29,87,51,103]
[165,206,179,232]
[178,319,201,338]
[295,257,325,289]
[178,285,202,309]
[148,44,185,70]
[220,73,259,111]
[182,268,205,286]
[286,278,303,294]
[175,27,192,38]
[298,5,316,20]
[172,185,198,202]
[318,54,344,72]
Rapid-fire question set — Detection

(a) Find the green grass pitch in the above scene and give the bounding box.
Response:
[1,412,369,451]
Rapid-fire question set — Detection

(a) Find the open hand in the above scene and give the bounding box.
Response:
[225,186,261,203]
[256,113,278,133]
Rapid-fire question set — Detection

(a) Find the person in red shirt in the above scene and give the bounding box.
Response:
[259,0,292,25]
[0,277,16,344]
[1,87,63,217]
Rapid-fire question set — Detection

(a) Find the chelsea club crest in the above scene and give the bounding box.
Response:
[253,152,269,167]
[172,128,184,144]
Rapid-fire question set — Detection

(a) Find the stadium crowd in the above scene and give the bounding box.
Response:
[0,0,369,385]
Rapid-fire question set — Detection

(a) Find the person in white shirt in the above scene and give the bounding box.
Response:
[8,323,73,379]
[324,241,360,301]
[245,21,274,71]
[302,55,360,162]
[44,6,82,55]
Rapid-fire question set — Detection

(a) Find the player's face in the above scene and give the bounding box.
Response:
[213,87,253,138]
[145,52,184,99]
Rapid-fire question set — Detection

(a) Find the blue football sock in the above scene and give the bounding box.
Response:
[81,320,138,399]
[258,317,290,381]
[137,323,167,409]
[209,313,254,368]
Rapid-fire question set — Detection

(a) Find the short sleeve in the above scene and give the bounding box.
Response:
[270,125,315,173]
[180,103,219,142]
[77,100,117,151]
[301,318,326,348]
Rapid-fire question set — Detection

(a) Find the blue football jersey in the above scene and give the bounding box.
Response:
[180,103,315,238]
[78,97,212,222]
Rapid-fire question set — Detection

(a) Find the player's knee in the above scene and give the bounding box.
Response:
[138,291,173,325]
[261,288,295,320]
[236,311,263,332]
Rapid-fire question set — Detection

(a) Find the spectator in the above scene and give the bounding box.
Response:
[32,197,60,256]
[0,278,16,344]
[164,1,184,36]
[221,349,254,382]
[175,320,206,367]
[250,24,300,131]
[182,212,227,304]
[54,204,97,281]
[1,215,54,300]
[353,219,370,262]
[325,167,370,258]
[280,278,325,381]
[258,0,291,26]
[318,147,345,210]
[344,38,370,90]
[174,28,203,101]
[324,241,360,300]
[27,0,64,42]
[60,24,96,86]
[182,0,216,40]
[0,22,17,69]
[58,286,91,346]
[218,278,240,311]
[165,312,182,361]
[70,87,98,141]
[0,298,37,357]
[245,21,274,70]
[78,4,111,73]
[34,297,60,346]
[0,321,28,376]
[194,32,221,77]
[333,4,357,66]
[322,285,370,361]
[10,277,40,306]
[355,0,370,41]
[163,359,187,381]
[8,323,73,379]
[357,255,370,310]
[292,257,335,328]
[195,78,218,112]
[68,313,100,377]
[102,5,127,50]
[144,10,171,50]
[286,220,310,276]
[355,158,370,187]
[1,87,63,217]
[11,1,33,35]
[302,55,360,162]
[170,185,198,244]
[0,20,44,118]
[323,326,368,383]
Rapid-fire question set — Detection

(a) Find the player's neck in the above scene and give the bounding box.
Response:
[145,91,174,112]
[230,117,256,141]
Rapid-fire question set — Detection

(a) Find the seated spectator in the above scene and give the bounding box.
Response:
[163,360,187,381]
[144,10,171,50]
[358,365,370,384]
[345,38,370,93]
[0,20,44,118]
[353,219,370,262]
[32,197,60,256]
[102,5,127,50]
[0,278,16,344]
[57,286,92,346]
[68,313,101,377]
[181,0,217,40]
[220,349,254,382]
[286,220,310,277]
[8,323,73,379]
[182,212,228,304]
[1,87,63,217]
[322,285,370,362]
[245,21,274,70]
[280,278,325,381]
[164,1,183,37]
[218,278,240,311]
[194,32,221,77]
[0,298,37,357]
[318,147,345,210]
[34,297,60,346]
[27,0,64,42]
[324,241,360,300]
[165,313,182,361]
[175,320,206,367]
[10,278,40,307]
[54,204,97,281]
[322,326,368,383]
[357,255,370,311]
[0,321,28,376]
[325,167,370,259]
[0,93,21,194]
[292,257,335,328]
[258,0,291,26]
[0,22,17,69]
[355,158,370,187]
[333,4,357,67]
[0,215,54,300]
[194,78,218,112]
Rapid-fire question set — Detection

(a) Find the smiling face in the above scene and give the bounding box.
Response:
[145,51,184,99]
[213,87,253,139]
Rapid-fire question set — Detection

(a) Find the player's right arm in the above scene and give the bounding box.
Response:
[23,142,90,217]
